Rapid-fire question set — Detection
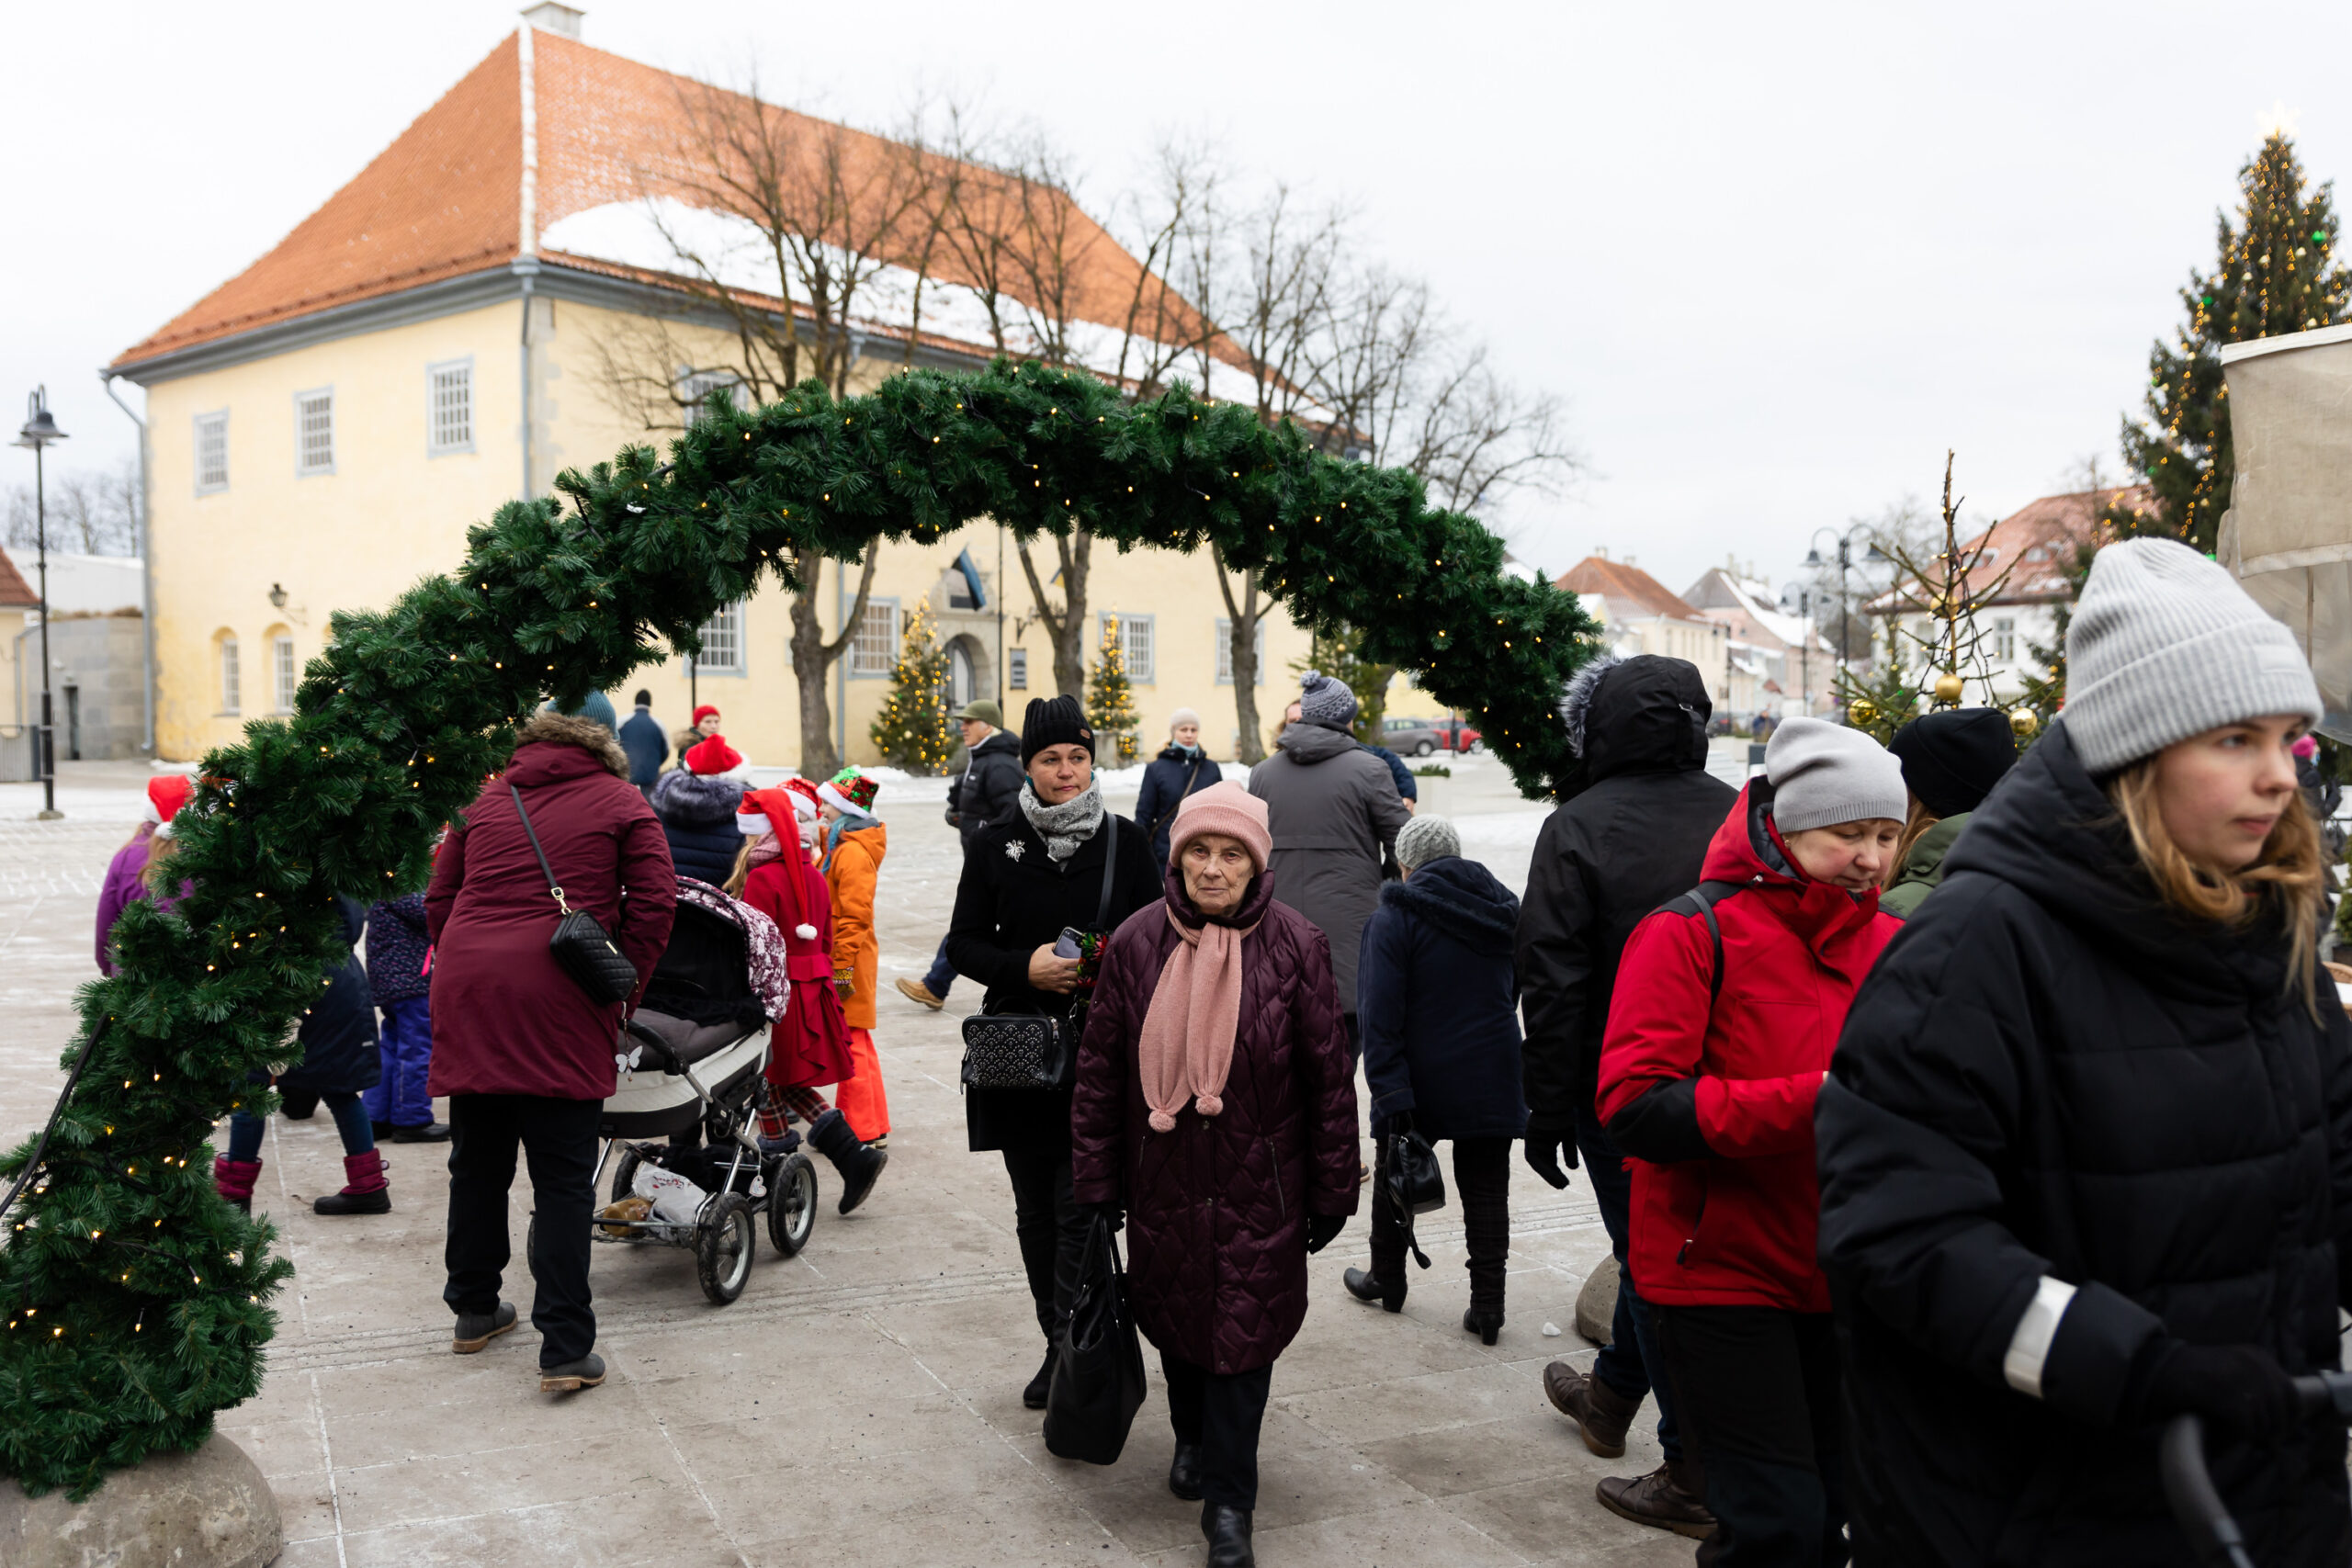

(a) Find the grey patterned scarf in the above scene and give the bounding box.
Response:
[1019,780,1106,862]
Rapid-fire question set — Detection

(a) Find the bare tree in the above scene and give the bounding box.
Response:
[6,459,140,556]
[583,79,955,774]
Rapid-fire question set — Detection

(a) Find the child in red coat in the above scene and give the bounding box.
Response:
[1595,717,1906,1567]
[729,787,885,1213]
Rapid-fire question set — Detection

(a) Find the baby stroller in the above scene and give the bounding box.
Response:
[541,899,819,1303]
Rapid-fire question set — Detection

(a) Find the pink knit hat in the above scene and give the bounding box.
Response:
[1167,781,1272,871]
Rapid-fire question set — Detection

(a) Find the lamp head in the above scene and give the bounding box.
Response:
[14,388,66,450]
[267,583,288,610]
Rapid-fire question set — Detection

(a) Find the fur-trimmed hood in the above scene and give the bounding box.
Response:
[513,710,629,779]
[1378,854,1521,955]
[1557,653,1710,788]
[651,766,747,827]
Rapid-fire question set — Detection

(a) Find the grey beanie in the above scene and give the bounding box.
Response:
[1395,814,1460,873]
[1298,671,1359,731]
[1766,716,1907,833]
[2063,537,2323,775]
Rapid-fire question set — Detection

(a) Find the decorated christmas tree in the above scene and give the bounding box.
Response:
[1089,616,1141,762]
[2109,132,2351,551]
[867,601,957,774]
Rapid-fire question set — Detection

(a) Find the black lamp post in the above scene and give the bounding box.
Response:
[14,388,65,818]
[1805,525,1887,720]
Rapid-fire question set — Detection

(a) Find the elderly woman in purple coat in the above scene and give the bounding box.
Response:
[1072,782,1359,1568]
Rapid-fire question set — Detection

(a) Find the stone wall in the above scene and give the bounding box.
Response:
[43,612,146,760]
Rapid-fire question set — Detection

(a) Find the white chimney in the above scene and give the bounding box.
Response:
[521,2,583,38]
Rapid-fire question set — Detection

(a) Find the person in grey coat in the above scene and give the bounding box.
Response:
[1249,671,1410,1051]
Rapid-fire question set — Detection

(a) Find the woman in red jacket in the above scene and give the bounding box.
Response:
[1596,716,1905,1567]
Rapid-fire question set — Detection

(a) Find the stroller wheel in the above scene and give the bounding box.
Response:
[609,1145,645,1206]
[766,1153,818,1258]
[697,1192,755,1304]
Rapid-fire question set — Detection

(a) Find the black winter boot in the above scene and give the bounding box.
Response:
[1342,1266,1406,1313]
[808,1109,887,1214]
[1202,1502,1254,1567]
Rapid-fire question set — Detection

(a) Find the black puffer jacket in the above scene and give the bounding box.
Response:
[1817,720,2352,1567]
[650,769,746,886]
[947,729,1025,848]
[1515,655,1733,1129]
[278,897,380,1096]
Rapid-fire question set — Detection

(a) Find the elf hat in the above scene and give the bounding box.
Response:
[820,766,880,817]
[684,734,745,776]
[783,778,824,820]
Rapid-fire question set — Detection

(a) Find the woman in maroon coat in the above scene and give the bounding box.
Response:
[426,710,677,1393]
[1073,783,1359,1568]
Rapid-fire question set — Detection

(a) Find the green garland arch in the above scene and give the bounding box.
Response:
[0,359,1599,1495]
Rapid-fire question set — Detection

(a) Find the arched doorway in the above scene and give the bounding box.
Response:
[945,636,979,712]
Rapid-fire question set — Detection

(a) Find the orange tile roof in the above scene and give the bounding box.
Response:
[1555,556,1713,623]
[1874,485,2147,611]
[115,29,1206,370]
[0,549,36,610]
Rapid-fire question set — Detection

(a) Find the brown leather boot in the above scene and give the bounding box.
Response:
[1543,1359,1640,1458]
[1596,1458,1716,1540]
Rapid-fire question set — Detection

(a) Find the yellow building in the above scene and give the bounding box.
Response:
[107,7,1308,768]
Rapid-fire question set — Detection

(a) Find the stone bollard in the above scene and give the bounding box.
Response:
[1,1435,282,1568]
[1575,1255,1620,1346]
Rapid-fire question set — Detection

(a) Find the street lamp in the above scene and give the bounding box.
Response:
[13,389,66,818]
[1805,525,1887,721]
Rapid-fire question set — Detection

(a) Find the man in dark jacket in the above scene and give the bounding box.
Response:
[617,690,666,799]
[1515,653,1730,1538]
[1250,673,1410,1049]
[899,700,1027,1013]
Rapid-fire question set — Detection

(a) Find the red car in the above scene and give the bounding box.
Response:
[1433,717,1483,753]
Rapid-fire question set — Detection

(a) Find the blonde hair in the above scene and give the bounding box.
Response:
[142,830,182,897]
[1886,793,1940,887]
[2107,759,2324,1005]
[722,838,755,897]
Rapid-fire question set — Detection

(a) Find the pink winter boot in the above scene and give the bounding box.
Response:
[214,1156,262,1214]
[312,1149,390,1216]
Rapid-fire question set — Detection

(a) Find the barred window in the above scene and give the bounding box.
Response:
[1009,648,1028,690]
[679,368,745,425]
[428,360,473,454]
[219,637,242,714]
[295,389,334,476]
[272,636,297,714]
[851,599,898,677]
[194,411,229,493]
[1099,612,1155,683]
[695,602,744,672]
[1216,617,1268,685]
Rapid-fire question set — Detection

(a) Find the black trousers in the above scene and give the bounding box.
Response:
[1001,1148,1089,1341]
[1162,1350,1274,1510]
[1654,1304,1847,1568]
[1369,1134,1511,1314]
[444,1093,602,1368]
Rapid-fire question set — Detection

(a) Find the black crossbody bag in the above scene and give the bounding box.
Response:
[961,814,1119,1091]
[509,784,640,1006]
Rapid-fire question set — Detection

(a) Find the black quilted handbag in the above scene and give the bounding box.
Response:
[959,815,1117,1091]
[510,784,639,1006]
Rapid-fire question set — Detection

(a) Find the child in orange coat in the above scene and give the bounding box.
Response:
[818,767,892,1151]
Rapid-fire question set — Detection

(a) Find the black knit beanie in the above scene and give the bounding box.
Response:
[1887,708,2018,819]
[1021,694,1095,766]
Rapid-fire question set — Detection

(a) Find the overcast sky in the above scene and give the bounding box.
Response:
[7,0,2348,597]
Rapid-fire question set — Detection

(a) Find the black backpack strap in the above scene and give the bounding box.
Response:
[1657,879,1743,1009]
[1093,813,1120,931]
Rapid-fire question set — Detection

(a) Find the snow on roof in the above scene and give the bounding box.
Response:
[1685,567,1829,652]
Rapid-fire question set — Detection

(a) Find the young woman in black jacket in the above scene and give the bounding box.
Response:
[945,695,1159,1410]
[1819,539,2352,1566]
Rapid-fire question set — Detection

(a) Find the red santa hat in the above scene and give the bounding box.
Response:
[684,734,745,776]
[142,773,194,828]
[732,788,819,938]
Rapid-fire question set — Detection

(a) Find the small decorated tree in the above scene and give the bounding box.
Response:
[1089,616,1140,762]
[868,602,957,774]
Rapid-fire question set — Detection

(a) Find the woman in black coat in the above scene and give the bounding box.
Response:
[1135,707,1225,869]
[650,737,751,886]
[945,695,1159,1410]
[1343,816,1527,1342]
[1818,539,2352,1567]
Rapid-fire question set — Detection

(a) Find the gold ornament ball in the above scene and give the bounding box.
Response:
[2009,708,2040,738]
[1848,698,1880,727]
[1932,672,1965,705]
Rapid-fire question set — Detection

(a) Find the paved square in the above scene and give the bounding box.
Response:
[2,758,1712,1567]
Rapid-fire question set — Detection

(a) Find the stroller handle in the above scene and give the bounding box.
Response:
[2162,1371,2352,1568]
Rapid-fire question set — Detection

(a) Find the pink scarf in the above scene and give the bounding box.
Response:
[1137,906,1259,1133]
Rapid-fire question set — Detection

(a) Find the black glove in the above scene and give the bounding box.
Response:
[1522,1122,1578,1190]
[1383,1109,1416,1138]
[2131,1342,2301,1437]
[1306,1213,1346,1255]
[1082,1201,1124,1234]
